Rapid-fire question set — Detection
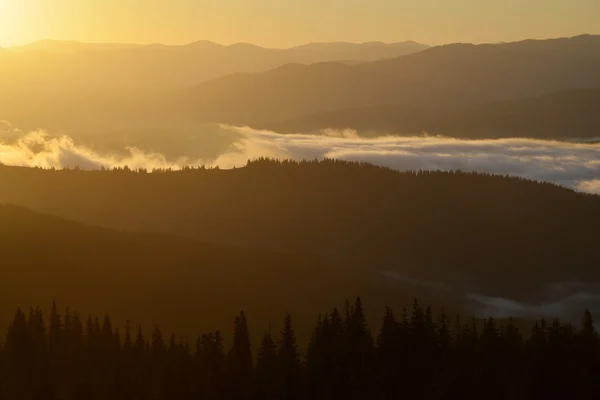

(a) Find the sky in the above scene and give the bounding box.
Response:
[0,0,599,48]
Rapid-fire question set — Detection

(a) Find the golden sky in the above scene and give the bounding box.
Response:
[1,0,599,47]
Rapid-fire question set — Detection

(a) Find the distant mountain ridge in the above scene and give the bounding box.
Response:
[363,34,600,101]
[179,61,473,124]
[2,38,430,91]
[174,35,600,127]
[2,35,600,139]
[12,38,429,56]
[259,89,600,139]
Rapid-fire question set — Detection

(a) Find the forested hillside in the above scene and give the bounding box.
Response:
[1,160,599,303]
[0,203,449,347]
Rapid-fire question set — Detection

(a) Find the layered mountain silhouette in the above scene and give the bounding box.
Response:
[0,39,426,132]
[14,39,429,62]
[181,35,600,127]
[2,39,428,90]
[180,62,471,124]
[1,35,599,139]
[260,89,600,139]
[364,34,600,102]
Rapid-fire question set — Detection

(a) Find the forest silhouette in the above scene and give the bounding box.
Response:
[2,159,600,348]
[2,298,600,399]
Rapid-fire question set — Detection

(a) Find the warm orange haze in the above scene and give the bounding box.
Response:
[1,1,600,399]
[1,0,599,47]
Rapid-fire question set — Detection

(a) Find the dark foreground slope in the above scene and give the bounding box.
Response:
[0,203,440,345]
[1,160,599,304]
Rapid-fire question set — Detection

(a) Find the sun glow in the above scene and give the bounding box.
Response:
[0,0,20,46]
[0,0,33,47]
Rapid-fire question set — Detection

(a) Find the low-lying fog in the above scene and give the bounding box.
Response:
[1,121,598,194]
[381,271,600,325]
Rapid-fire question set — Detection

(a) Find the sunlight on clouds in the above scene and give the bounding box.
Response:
[0,131,195,170]
[0,123,599,195]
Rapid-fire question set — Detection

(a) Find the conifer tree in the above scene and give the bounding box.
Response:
[377,306,402,399]
[4,308,31,399]
[277,313,302,400]
[255,329,277,400]
[226,311,253,399]
[581,309,597,338]
[48,301,63,399]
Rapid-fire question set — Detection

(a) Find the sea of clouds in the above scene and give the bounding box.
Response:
[1,122,599,194]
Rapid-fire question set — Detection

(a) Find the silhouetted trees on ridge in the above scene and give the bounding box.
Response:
[2,298,600,399]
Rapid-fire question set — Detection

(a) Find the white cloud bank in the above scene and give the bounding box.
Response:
[0,130,195,171]
[1,125,599,194]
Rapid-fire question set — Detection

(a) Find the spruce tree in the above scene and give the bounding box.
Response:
[48,301,63,399]
[256,329,277,400]
[277,313,302,400]
[377,306,402,400]
[226,312,253,399]
[4,308,32,399]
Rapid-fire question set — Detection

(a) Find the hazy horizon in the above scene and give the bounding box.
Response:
[4,33,598,50]
[1,0,599,48]
[2,4,600,395]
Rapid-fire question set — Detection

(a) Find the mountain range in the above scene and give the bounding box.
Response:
[182,35,600,130]
[0,39,428,91]
[3,35,599,140]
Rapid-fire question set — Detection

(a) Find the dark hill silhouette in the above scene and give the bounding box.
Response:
[0,202,432,346]
[364,35,600,102]
[1,160,599,305]
[175,35,600,126]
[182,62,471,124]
[289,40,428,62]
[259,89,600,139]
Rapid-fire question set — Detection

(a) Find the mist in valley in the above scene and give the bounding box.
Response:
[1,122,599,193]
[1,4,600,395]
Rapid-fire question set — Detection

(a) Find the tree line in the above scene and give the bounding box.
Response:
[1,298,599,399]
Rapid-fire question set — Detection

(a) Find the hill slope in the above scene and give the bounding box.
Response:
[364,35,600,102]
[181,62,471,124]
[260,89,600,139]
[177,35,600,126]
[1,161,599,303]
[0,40,427,132]
[1,39,428,91]
[0,203,423,345]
